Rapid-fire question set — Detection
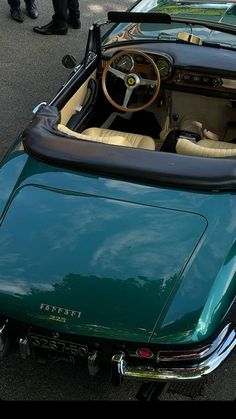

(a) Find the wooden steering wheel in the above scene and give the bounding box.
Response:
[102,50,161,113]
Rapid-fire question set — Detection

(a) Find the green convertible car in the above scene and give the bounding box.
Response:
[0,0,236,399]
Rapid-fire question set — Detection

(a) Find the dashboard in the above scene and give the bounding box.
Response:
[113,52,173,80]
[103,42,236,98]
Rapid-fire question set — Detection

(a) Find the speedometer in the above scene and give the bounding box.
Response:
[114,54,134,73]
[156,58,170,79]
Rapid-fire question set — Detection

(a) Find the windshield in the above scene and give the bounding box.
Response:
[104,1,236,49]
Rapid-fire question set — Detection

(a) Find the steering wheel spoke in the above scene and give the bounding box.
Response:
[108,66,126,81]
[123,87,133,108]
[140,78,157,87]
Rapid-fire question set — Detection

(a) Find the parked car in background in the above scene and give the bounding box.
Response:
[0,0,236,400]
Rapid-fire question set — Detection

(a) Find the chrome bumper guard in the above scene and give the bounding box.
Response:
[19,337,31,359]
[111,324,236,384]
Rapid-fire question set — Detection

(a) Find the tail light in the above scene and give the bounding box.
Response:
[136,347,154,359]
[157,345,211,362]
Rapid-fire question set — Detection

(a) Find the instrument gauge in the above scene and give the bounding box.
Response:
[156,58,171,79]
[114,54,134,73]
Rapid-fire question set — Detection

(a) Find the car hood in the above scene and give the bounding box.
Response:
[0,180,207,343]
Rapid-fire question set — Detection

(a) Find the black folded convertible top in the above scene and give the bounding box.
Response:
[22,105,236,191]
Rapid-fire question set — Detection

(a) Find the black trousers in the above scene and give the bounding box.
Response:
[8,0,32,7]
[52,0,80,24]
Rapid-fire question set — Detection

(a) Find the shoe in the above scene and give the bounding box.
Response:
[33,20,68,35]
[10,7,24,23]
[26,1,39,19]
[67,15,81,29]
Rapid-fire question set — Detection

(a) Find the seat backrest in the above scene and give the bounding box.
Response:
[58,124,156,150]
[83,127,156,150]
[176,137,236,158]
[58,124,132,147]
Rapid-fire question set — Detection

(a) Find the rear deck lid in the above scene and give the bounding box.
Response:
[0,185,207,342]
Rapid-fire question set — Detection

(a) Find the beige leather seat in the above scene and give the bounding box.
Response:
[176,137,236,158]
[58,124,155,150]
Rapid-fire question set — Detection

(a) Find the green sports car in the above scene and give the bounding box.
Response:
[0,1,236,400]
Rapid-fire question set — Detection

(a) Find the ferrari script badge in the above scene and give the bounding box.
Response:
[40,303,81,318]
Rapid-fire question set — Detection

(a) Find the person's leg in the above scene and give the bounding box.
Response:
[25,0,38,19]
[51,0,68,25]
[33,0,68,35]
[8,0,24,22]
[68,0,80,14]
[8,0,20,7]
[67,0,81,29]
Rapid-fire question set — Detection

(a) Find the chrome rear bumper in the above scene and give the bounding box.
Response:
[111,324,236,385]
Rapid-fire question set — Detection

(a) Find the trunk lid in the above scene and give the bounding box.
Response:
[0,183,207,342]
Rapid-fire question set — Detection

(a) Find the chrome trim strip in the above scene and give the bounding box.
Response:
[111,324,236,383]
[49,64,83,105]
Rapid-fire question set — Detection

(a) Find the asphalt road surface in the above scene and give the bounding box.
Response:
[0,0,235,401]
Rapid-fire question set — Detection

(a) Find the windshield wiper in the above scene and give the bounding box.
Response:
[203,40,236,50]
[172,17,236,37]
[157,33,177,41]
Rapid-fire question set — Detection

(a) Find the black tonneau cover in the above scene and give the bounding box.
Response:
[22,105,236,191]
